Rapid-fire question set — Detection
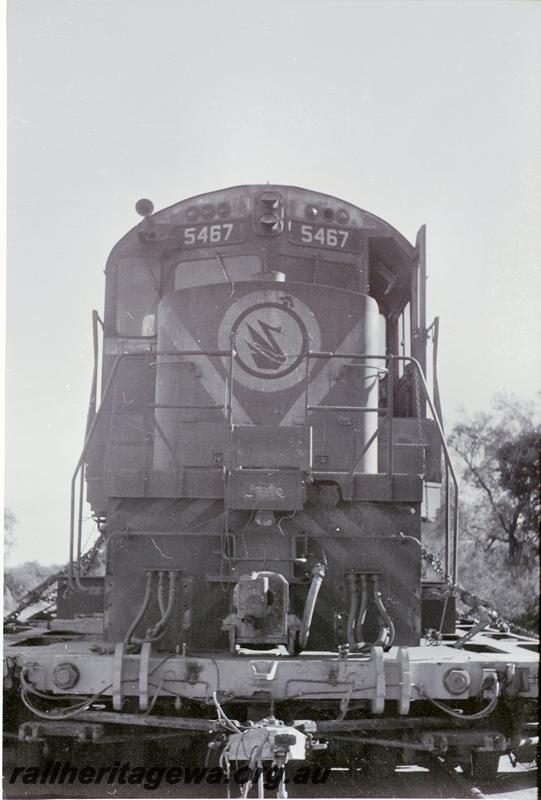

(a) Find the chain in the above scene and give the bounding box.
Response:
[4,532,105,625]
[413,369,424,458]
[420,545,537,639]
[420,545,452,587]
[79,531,106,573]
[413,369,536,639]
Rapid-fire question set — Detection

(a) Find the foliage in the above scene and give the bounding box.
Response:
[456,537,539,631]
[4,561,61,615]
[448,394,540,564]
[423,508,539,630]
[4,507,17,556]
[424,394,539,630]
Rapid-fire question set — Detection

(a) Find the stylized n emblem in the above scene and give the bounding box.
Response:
[245,320,286,370]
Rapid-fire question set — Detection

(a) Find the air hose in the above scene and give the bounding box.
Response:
[300,562,326,648]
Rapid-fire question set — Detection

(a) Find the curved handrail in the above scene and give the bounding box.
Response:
[303,351,459,584]
[70,347,459,591]
[69,348,231,592]
[398,355,459,584]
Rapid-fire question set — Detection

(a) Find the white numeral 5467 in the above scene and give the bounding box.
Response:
[184,223,233,245]
[300,225,349,247]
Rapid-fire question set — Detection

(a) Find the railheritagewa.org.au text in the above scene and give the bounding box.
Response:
[9,761,331,791]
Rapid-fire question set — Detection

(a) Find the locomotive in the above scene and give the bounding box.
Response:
[4,185,538,787]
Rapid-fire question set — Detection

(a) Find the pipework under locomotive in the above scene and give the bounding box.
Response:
[4,186,538,782]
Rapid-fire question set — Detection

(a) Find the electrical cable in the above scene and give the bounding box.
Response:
[371,576,396,648]
[157,571,166,616]
[20,684,113,721]
[124,572,153,645]
[276,510,296,536]
[213,691,244,733]
[144,674,165,715]
[346,573,360,649]
[356,575,369,637]
[300,562,326,648]
[345,573,396,653]
[426,692,500,720]
[414,678,501,720]
[148,571,178,640]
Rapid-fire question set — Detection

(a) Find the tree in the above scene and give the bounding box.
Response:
[422,395,539,629]
[449,394,540,564]
[4,507,17,557]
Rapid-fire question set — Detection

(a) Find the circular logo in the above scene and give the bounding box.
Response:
[232,302,308,379]
[218,291,321,391]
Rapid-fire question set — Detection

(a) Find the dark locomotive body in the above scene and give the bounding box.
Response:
[86,185,438,655]
[4,186,538,783]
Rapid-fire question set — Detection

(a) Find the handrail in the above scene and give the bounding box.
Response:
[70,347,459,591]
[303,351,459,584]
[69,348,230,593]
[227,333,235,428]
[399,355,459,584]
[70,352,133,592]
[85,311,101,439]
[70,311,104,591]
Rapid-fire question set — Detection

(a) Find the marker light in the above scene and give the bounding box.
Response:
[201,203,215,220]
[259,213,279,229]
[135,198,154,217]
[259,191,279,208]
[256,191,283,234]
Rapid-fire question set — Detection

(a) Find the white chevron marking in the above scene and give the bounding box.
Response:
[279,319,367,426]
[166,318,253,425]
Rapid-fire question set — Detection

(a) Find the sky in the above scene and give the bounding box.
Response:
[5,0,541,566]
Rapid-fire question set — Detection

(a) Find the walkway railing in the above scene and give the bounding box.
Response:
[69,346,458,592]
[303,352,458,582]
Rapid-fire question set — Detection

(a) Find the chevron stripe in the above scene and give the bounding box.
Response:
[167,317,253,424]
[279,318,367,426]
